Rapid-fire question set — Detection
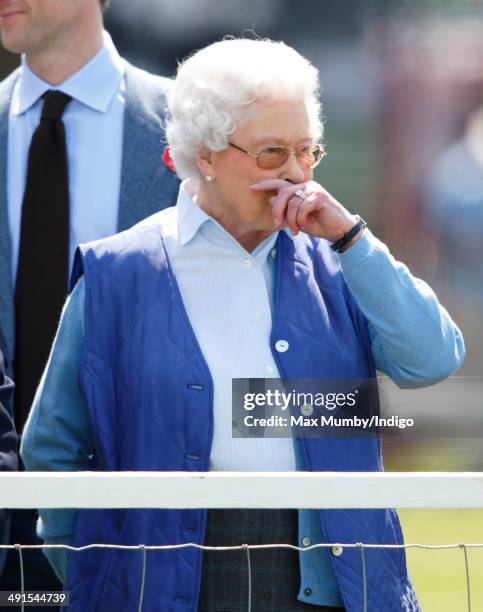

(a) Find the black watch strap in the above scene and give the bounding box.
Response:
[330,215,367,253]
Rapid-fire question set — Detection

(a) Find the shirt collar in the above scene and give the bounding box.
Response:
[176,178,293,247]
[177,179,213,246]
[13,31,125,116]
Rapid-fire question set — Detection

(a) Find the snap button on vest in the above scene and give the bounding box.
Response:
[301,403,313,416]
[275,339,289,352]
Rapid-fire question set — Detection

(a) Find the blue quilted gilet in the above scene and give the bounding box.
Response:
[64,213,418,611]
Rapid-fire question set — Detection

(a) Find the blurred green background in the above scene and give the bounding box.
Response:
[399,509,483,611]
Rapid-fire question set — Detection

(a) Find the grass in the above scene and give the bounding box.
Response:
[398,509,483,611]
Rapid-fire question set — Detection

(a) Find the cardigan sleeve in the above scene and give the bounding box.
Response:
[20,277,91,581]
[338,229,464,387]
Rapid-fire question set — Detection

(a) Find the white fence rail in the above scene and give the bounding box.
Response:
[1,471,483,508]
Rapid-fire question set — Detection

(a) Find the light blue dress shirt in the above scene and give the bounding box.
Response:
[7,32,125,283]
[21,182,464,607]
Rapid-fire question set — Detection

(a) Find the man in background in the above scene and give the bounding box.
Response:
[0,0,180,594]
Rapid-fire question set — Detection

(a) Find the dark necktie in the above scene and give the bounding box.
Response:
[14,90,72,431]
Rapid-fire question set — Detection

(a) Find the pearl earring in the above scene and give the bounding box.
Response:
[205,175,213,183]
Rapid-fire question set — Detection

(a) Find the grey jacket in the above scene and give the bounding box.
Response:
[0,61,181,370]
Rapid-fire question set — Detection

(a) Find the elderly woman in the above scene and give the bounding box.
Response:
[22,39,463,611]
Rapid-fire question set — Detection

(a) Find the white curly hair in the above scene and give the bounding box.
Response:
[166,38,323,179]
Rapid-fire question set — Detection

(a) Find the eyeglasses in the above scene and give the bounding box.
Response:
[228,142,327,170]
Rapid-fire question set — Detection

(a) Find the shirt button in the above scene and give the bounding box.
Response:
[301,404,313,417]
[271,248,277,259]
[302,537,311,547]
[275,339,289,353]
[254,311,263,320]
[304,588,312,596]
[331,545,344,557]
[265,365,275,374]
[242,258,252,269]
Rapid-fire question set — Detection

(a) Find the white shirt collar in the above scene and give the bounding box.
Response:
[12,31,125,116]
[176,179,212,246]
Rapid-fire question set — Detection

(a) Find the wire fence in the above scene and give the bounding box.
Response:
[1,472,483,610]
[2,541,481,611]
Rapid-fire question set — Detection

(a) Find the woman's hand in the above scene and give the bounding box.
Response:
[251,179,362,245]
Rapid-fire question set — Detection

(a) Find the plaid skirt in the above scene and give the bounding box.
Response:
[198,509,345,611]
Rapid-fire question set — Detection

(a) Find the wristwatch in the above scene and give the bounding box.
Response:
[330,215,367,253]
